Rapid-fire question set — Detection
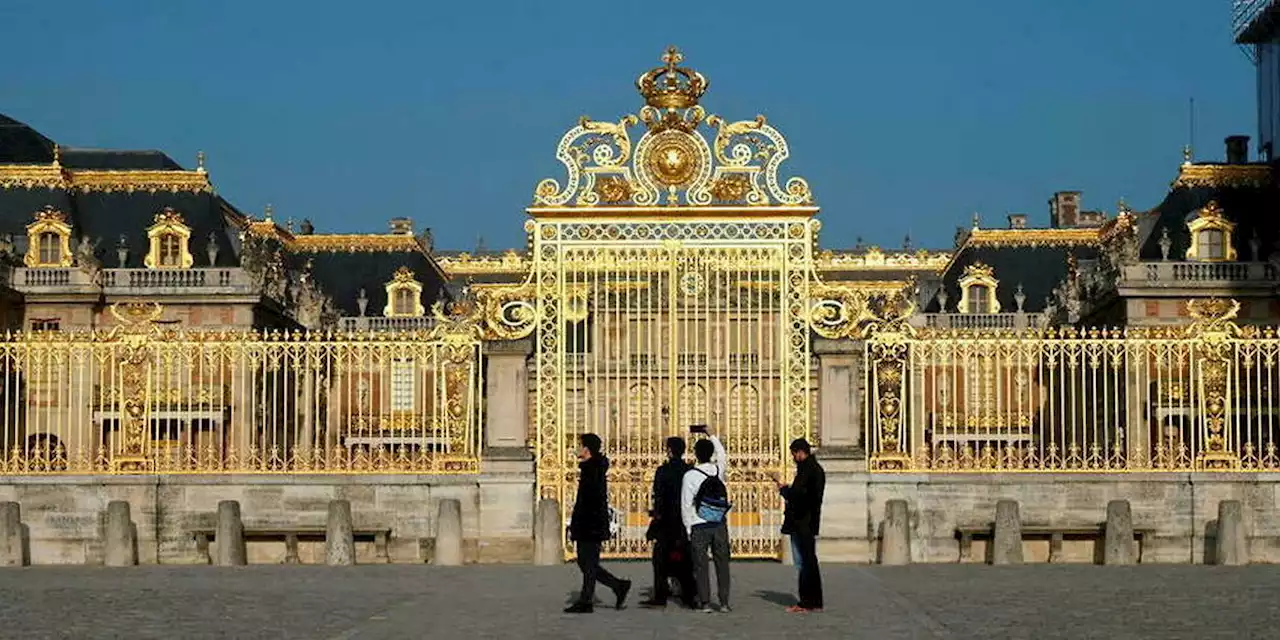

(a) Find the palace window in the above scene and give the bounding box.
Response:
[956,262,1000,314]
[390,359,415,412]
[1185,201,1236,262]
[967,285,990,314]
[23,206,73,268]
[144,207,194,269]
[30,318,60,332]
[383,267,426,318]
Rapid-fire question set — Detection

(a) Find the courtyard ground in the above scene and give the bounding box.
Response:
[0,563,1275,639]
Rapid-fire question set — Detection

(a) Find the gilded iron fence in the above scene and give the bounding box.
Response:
[865,302,1280,472]
[0,304,483,474]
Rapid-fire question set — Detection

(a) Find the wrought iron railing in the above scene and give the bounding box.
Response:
[865,306,1280,472]
[0,313,483,474]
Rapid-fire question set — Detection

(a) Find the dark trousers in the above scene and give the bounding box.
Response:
[690,523,731,607]
[792,533,823,609]
[575,539,623,604]
[652,534,695,604]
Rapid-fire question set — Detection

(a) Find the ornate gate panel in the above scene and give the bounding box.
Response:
[525,47,820,558]
[530,218,816,557]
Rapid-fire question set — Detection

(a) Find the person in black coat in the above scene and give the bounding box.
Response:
[776,438,826,612]
[565,433,631,614]
[640,436,696,608]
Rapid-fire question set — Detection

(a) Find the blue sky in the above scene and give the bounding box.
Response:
[0,0,1256,251]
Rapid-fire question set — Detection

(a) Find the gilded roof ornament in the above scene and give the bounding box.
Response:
[636,46,707,111]
[531,47,812,211]
[964,228,1100,248]
[963,261,995,280]
[1197,200,1226,220]
[34,205,68,224]
[1172,164,1271,189]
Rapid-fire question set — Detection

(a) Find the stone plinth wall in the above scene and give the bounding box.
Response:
[820,471,1280,564]
[6,469,1280,565]
[0,472,535,565]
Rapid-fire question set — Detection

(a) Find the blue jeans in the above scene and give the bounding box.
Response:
[790,536,802,569]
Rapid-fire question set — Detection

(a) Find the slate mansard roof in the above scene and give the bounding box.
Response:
[0,113,242,268]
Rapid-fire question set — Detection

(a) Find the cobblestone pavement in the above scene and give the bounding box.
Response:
[0,563,1277,639]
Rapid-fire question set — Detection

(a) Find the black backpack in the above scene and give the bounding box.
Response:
[692,467,732,523]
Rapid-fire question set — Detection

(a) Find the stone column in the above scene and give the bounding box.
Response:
[484,339,532,454]
[813,338,863,456]
[1104,500,1135,566]
[478,339,537,562]
[879,500,911,565]
[534,498,563,565]
[1215,500,1248,566]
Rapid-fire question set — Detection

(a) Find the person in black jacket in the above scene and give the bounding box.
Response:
[640,436,696,608]
[565,433,631,614]
[776,438,826,613]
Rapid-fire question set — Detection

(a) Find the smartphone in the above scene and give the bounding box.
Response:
[689,424,708,434]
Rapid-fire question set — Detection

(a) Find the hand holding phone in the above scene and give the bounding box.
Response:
[689,424,708,434]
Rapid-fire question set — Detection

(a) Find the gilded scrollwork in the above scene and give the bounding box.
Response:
[530,47,813,210]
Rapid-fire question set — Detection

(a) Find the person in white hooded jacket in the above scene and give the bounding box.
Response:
[680,427,730,612]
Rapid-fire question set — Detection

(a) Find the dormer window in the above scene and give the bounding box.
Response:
[383,266,425,318]
[24,206,73,268]
[1185,201,1236,262]
[957,262,1001,314]
[144,208,194,269]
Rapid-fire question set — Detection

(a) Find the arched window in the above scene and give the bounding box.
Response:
[383,267,425,318]
[1186,201,1236,262]
[144,208,193,269]
[24,206,73,268]
[957,262,1000,314]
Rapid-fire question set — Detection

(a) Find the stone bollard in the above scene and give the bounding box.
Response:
[0,502,27,567]
[991,500,1023,565]
[533,498,563,565]
[325,500,355,566]
[215,500,247,566]
[433,499,464,566]
[1215,500,1248,566]
[1103,500,1136,565]
[879,500,912,565]
[104,501,137,567]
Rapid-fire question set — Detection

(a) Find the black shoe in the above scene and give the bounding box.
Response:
[615,580,632,609]
[564,602,594,614]
[639,598,666,608]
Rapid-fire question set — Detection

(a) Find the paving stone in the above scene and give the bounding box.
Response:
[0,564,1274,639]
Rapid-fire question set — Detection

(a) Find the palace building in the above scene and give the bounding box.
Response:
[0,43,1277,565]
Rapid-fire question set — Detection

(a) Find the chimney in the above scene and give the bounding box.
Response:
[1007,214,1027,230]
[1225,135,1250,164]
[389,217,414,235]
[1049,191,1080,228]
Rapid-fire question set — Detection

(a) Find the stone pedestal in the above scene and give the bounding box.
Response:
[0,502,27,567]
[434,499,464,566]
[534,498,563,565]
[1104,500,1135,566]
[879,499,911,565]
[325,500,355,566]
[992,500,1022,565]
[104,501,137,567]
[215,500,247,566]
[1215,500,1248,566]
